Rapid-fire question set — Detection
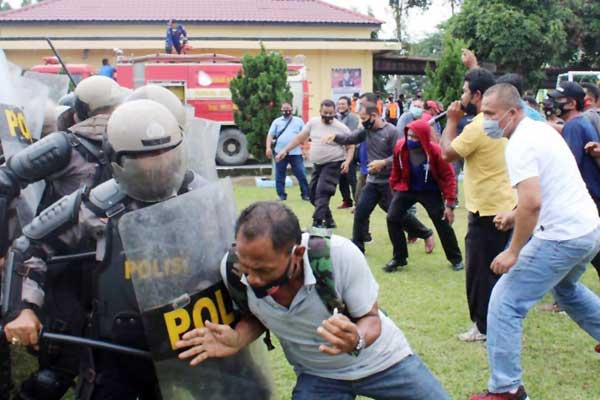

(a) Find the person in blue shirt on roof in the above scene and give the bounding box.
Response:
[165,19,188,54]
[97,58,116,80]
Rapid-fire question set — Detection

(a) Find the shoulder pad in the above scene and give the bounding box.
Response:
[182,171,209,192]
[87,179,127,217]
[7,131,72,183]
[23,189,82,241]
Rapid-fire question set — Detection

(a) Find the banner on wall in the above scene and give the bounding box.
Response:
[331,68,362,101]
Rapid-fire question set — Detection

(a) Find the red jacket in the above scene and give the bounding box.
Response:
[389,119,457,207]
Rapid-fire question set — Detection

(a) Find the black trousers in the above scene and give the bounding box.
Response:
[465,212,512,334]
[0,335,11,400]
[352,182,431,253]
[338,161,357,206]
[387,191,462,264]
[310,161,342,225]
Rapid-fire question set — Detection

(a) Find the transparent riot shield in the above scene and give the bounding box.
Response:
[23,71,70,104]
[0,104,45,225]
[118,179,272,399]
[184,117,220,182]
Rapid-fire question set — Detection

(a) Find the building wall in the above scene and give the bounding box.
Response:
[2,22,385,118]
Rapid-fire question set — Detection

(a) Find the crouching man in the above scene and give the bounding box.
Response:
[176,201,450,400]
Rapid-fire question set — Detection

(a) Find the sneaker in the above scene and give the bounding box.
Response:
[452,261,464,271]
[325,219,337,229]
[537,302,562,312]
[363,232,373,244]
[383,258,407,273]
[337,201,352,209]
[424,235,435,254]
[277,196,287,201]
[595,343,600,353]
[470,385,529,400]
[301,195,311,201]
[407,237,417,244]
[458,323,486,342]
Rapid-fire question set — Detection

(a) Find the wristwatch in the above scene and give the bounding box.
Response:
[351,331,366,357]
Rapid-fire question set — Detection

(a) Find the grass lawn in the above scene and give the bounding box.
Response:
[10,177,600,399]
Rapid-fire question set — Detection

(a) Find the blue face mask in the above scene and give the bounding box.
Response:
[407,139,421,149]
[409,105,423,118]
[483,110,510,139]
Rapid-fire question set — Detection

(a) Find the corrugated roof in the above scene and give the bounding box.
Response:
[0,0,382,25]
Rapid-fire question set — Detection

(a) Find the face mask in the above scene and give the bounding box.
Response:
[282,111,292,118]
[321,115,334,124]
[483,110,511,139]
[407,139,421,149]
[362,117,375,130]
[553,100,570,117]
[247,246,296,299]
[409,105,423,118]
[338,110,349,118]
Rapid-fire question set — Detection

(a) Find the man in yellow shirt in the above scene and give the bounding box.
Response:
[441,68,517,341]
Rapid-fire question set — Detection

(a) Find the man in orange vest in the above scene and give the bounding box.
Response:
[386,96,399,125]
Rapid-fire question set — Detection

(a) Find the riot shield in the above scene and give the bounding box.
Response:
[0,104,45,226]
[23,70,70,104]
[184,117,220,181]
[118,179,272,399]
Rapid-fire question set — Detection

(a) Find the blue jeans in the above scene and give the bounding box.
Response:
[275,154,309,200]
[487,227,600,393]
[292,354,450,400]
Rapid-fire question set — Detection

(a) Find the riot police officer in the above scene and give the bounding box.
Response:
[3,99,203,400]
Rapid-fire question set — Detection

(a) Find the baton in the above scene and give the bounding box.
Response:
[0,324,151,359]
[45,38,77,88]
[47,251,96,264]
[428,111,447,126]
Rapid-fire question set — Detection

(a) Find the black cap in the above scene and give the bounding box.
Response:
[548,81,585,100]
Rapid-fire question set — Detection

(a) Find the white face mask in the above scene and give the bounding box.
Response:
[483,110,511,139]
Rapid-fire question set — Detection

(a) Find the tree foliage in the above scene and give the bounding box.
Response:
[230,45,292,161]
[561,0,600,68]
[448,0,568,86]
[0,1,11,11]
[389,0,432,43]
[424,34,467,106]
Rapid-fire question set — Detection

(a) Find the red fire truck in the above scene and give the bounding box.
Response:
[33,53,309,165]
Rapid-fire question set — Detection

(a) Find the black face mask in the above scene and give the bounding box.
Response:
[321,115,335,124]
[248,259,292,299]
[553,100,570,117]
[362,117,375,130]
[282,111,292,118]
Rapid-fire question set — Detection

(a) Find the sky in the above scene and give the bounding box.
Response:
[6,0,451,42]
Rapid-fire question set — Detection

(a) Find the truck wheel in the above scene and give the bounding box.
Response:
[216,128,249,166]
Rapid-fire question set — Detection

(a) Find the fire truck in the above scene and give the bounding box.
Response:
[32,53,310,165]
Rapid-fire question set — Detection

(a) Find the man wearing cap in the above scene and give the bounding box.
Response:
[548,81,600,280]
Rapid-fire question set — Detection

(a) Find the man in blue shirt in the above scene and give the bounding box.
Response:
[549,81,600,279]
[266,102,310,201]
[97,58,116,80]
[165,19,188,54]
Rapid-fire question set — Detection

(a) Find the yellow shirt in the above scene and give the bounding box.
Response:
[451,113,516,216]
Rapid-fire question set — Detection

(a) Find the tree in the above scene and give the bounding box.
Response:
[409,32,443,57]
[389,0,432,43]
[230,45,292,162]
[561,0,600,68]
[424,34,467,106]
[449,0,568,86]
[0,1,11,10]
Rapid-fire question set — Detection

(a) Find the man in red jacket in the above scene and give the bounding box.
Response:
[387,119,464,271]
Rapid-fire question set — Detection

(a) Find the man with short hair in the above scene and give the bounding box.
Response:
[97,58,116,80]
[581,82,600,138]
[266,102,310,201]
[470,83,600,400]
[496,73,544,121]
[176,201,451,400]
[335,96,360,209]
[277,100,354,228]
[441,68,516,342]
[548,81,600,280]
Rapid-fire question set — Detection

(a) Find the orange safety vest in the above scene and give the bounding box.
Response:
[377,99,383,116]
[388,102,399,119]
[351,98,359,113]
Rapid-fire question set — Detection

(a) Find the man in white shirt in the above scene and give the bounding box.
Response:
[470,83,600,400]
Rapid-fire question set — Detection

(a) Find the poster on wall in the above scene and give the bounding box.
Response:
[331,68,362,101]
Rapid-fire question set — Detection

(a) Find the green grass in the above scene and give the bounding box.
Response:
[11,178,600,399]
